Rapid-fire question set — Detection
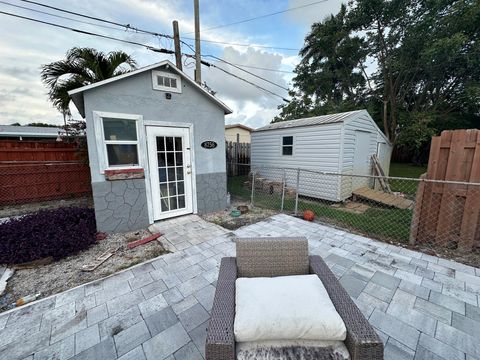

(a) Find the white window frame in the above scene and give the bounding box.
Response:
[151,70,182,93]
[281,135,294,156]
[93,111,144,173]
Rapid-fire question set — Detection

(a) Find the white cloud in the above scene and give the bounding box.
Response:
[0,0,301,126]
[287,0,345,26]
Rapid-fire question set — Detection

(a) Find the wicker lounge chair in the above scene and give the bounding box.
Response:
[205,237,384,360]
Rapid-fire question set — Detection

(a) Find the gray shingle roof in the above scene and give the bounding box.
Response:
[254,110,365,132]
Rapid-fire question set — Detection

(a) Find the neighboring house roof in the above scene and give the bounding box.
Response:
[254,109,390,144]
[225,124,254,132]
[0,125,61,138]
[68,60,232,117]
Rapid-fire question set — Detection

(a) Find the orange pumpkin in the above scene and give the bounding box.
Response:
[303,210,315,221]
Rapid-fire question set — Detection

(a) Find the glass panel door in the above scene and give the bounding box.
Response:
[156,136,186,212]
[147,126,192,220]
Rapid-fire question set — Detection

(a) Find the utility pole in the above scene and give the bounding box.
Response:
[194,0,201,84]
[172,20,182,71]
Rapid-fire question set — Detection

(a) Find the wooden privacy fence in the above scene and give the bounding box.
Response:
[0,140,91,205]
[226,141,250,176]
[410,129,480,250]
[0,162,91,205]
[0,140,86,162]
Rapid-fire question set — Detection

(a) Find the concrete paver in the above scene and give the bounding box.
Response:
[0,214,480,359]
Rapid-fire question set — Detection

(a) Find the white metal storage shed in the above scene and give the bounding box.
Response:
[251,110,392,202]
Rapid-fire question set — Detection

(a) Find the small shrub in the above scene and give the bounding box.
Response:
[0,207,96,264]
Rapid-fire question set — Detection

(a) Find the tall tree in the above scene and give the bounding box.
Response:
[274,4,367,122]
[276,0,480,152]
[41,47,137,120]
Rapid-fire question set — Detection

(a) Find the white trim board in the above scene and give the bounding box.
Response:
[92,111,145,174]
[143,122,196,224]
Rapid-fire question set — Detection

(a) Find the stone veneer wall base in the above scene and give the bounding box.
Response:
[92,179,149,233]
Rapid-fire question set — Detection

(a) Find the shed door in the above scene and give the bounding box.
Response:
[352,131,372,190]
[376,142,391,176]
[146,126,193,220]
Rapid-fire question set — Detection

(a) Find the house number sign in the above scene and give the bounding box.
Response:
[201,141,217,149]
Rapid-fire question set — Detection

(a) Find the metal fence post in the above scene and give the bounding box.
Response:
[250,170,255,206]
[294,168,300,216]
[281,168,286,211]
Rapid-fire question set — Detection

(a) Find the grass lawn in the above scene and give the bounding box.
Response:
[228,175,412,243]
[389,163,427,178]
[389,163,427,194]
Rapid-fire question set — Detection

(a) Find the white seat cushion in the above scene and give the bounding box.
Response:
[234,274,347,342]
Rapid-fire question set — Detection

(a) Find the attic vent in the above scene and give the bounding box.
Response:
[152,70,181,93]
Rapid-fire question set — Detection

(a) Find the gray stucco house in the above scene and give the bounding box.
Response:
[69,60,232,232]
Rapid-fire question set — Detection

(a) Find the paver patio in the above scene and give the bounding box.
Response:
[1,213,480,360]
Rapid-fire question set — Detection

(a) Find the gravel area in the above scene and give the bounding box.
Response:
[201,198,277,230]
[0,228,167,312]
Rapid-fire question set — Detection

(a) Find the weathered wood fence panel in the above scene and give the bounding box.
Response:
[0,162,92,205]
[0,140,91,205]
[0,140,86,162]
[226,141,250,176]
[410,129,480,250]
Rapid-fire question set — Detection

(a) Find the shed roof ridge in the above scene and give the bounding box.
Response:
[254,110,365,131]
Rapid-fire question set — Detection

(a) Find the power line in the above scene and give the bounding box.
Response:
[211,63,290,102]
[182,37,300,51]
[0,10,174,54]
[0,9,290,103]
[0,0,125,31]
[14,0,300,52]
[186,0,329,34]
[219,63,294,74]
[205,55,289,91]
[179,39,296,74]
[185,55,289,102]
[18,0,173,38]
[207,59,294,74]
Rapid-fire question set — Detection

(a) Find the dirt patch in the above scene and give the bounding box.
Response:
[0,197,93,219]
[330,201,370,214]
[0,228,167,312]
[201,198,277,230]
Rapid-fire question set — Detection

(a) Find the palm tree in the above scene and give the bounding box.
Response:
[41,47,137,120]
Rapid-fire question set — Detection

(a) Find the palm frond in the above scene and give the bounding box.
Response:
[40,47,137,118]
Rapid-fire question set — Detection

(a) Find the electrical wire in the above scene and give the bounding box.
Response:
[182,37,300,51]
[0,10,174,54]
[210,62,294,74]
[185,0,329,34]
[14,0,300,52]
[177,40,295,74]
[184,55,289,102]
[18,0,173,38]
[205,55,289,91]
[211,63,290,103]
[0,9,291,103]
[0,0,127,31]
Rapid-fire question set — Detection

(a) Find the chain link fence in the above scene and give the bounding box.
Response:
[227,163,480,267]
[0,162,92,207]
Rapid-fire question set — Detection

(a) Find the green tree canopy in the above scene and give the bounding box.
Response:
[41,47,137,119]
[275,0,480,155]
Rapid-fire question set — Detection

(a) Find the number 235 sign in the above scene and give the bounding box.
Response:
[201,141,217,149]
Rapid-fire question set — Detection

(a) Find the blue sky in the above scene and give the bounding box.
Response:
[0,0,344,128]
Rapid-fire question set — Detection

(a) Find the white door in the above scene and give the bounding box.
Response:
[352,131,372,190]
[146,126,193,220]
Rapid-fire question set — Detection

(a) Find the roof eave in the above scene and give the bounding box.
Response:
[67,60,233,116]
[70,92,85,118]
